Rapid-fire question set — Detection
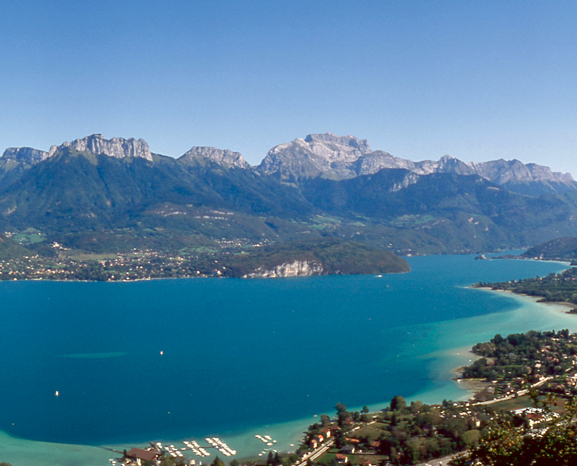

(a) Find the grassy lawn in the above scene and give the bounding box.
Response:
[491,394,569,415]
[347,422,387,440]
[12,232,45,245]
[489,395,534,412]
[66,252,118,260]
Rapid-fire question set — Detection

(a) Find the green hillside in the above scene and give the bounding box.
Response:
[522,236,577,261]
[0,147,577,259]
[0,234,31,260]
[209,239,410,277]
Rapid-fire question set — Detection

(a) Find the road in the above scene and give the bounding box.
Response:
[475,376,552,406]
[294,438,335,466]
[417,455,455,466]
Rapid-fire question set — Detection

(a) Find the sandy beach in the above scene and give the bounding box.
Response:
[447,288,577,401]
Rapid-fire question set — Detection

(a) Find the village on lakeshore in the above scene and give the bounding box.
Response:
[106,328,577,466]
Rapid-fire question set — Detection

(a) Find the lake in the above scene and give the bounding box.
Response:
[0,254,575,465]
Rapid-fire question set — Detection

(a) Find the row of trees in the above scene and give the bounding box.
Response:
[476,266,577,305]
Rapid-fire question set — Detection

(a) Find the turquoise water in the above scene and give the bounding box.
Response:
[0,254,574,464]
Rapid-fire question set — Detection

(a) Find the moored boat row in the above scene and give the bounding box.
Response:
[206,437,237,456]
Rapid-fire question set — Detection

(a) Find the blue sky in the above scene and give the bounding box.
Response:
[2,0,577,175]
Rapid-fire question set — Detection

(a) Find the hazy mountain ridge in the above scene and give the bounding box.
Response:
[3,133,574,196]
[0,147,311,232]
[1,133,576,256]
[256,133,577,196]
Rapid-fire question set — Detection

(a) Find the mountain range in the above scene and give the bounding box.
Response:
[1,132,576,256]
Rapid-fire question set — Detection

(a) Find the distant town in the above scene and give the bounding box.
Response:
[0,235,409,281]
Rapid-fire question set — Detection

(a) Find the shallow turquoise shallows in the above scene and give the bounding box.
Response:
[0,254,573,457]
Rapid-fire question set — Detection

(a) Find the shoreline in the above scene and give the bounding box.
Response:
[0,258,572,466]
[1,269,409,284]
[447,347,493,402]
[473,286,577,314]
[0,415,314,466]
[449,286,577,402]
[5,290,575,465]
[449,348,496,402]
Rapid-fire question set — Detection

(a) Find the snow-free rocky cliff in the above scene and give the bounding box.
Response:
[256,132,577,194]
[179,146,250,169]
[2,132,576,195]
[242,260,324,278]
[48,134,153,161]
[2,147,50,164]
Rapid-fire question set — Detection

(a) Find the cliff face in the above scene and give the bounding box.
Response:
[179,146,250,169]
[258,133,372,182]
[2,147,50,164]
[256,133,577,195]
[0,147,51,189]
[242,260,324,278]
[48,134,153,161]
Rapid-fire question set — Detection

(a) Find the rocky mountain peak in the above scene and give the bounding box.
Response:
[48,134,153,161]
[303,133,371,157]
[258,133,372,181]
[434,155,476,175]
[2,147,49,164]
[526,163,574,184]
[256,132,577,195]
[470,159,575,185]
[179,146,250,169]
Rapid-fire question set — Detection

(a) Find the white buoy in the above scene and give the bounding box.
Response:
[55,391,59,397]
[160,351,164,355]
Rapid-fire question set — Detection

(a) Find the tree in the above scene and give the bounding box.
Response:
[410,400,423,413]
[361,405,369,414]
[321,413,331,426]
[335,402,347,414]
[461,429,481,447]
[390,395,406,412]
[159,456,176,466]
[335,430,346,448]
